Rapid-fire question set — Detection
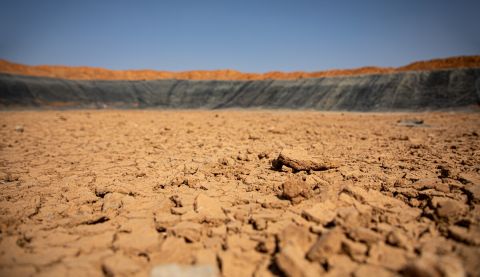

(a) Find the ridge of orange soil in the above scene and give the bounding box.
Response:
[0,56,479,81]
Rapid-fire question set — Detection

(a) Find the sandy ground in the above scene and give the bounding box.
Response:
[0,110,479,277]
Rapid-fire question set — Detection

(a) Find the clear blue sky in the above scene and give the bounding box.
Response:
[1,0,479,72]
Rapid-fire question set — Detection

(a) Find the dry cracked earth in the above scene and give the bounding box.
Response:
[0,110,479,277]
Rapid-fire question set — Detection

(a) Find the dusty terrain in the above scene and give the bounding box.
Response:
[1,56,479,81]
[0,110,479,276]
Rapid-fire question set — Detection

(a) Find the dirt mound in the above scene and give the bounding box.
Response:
[0,56,479,81]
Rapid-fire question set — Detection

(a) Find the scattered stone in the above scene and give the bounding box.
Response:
[271,148,336,172]
[151,264,217,277]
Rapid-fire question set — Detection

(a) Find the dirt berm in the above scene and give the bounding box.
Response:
[1,67,479,110]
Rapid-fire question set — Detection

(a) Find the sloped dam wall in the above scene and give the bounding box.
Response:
[1,68,479,111]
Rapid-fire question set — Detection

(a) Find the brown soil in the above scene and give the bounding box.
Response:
[0,110,479,276]
[1,56,480,81]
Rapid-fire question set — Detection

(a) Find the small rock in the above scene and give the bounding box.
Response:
[14,125,24,132]
[151,264,217,277]
[272,148,336,172]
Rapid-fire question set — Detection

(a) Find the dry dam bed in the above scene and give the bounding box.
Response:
[0,110,479,276]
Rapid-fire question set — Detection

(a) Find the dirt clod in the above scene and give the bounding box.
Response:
[272,148,336,172]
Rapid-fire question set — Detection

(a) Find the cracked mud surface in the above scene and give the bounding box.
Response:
[0,110,479,277]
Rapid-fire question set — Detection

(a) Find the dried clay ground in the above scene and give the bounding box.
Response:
[0,110,479,277]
